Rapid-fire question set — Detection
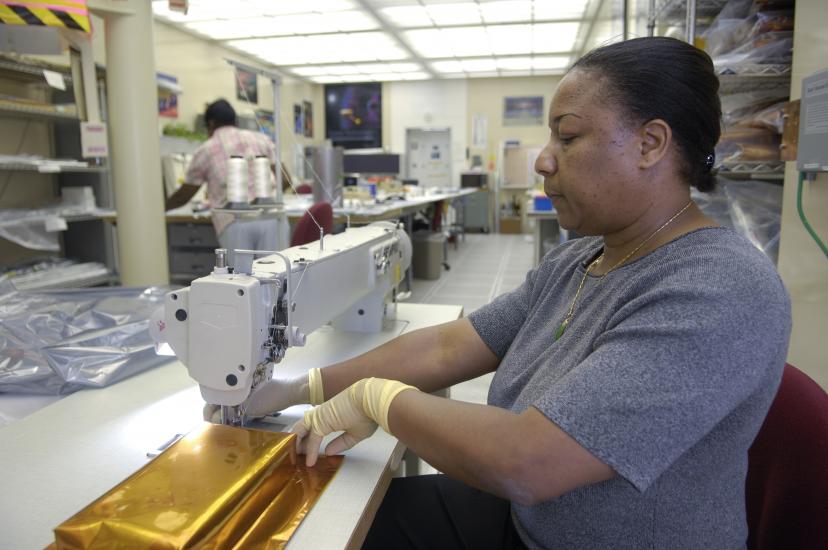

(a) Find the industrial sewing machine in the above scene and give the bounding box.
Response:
[151,221,412,425]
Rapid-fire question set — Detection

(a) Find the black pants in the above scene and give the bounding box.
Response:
[363,474,527,550]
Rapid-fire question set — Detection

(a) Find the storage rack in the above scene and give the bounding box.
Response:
[647,0,793,182]
[0,54,119,290]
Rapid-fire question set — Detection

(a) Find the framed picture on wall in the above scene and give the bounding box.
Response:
[503,96,544,126]
[303,100,313,138]
[293,104,303,134]
[235,68,258,103]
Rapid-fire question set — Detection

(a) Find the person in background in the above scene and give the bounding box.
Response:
[227,37,792,548]
[165,99,291,266]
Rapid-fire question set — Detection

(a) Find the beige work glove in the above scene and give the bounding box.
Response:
[292,377,417,466]
[203,367,325,422]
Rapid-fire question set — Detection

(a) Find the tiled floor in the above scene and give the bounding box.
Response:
[405,232,535,474]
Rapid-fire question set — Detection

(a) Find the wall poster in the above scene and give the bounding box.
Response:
[503,96,544,126]
[235,68,258,103]
[303,100,313,138]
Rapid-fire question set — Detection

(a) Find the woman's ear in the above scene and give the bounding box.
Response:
[638,118,672,169]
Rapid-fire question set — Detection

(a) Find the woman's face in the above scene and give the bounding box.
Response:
[535,69,655,236]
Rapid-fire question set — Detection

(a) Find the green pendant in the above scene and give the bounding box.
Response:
[554,319,569,341]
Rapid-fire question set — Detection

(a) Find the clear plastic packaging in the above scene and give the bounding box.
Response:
[713,31,793,67]
[0,280,173,395]
[693,178,783,263]
[716,127,781,162]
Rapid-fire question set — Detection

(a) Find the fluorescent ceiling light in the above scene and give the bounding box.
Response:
[352,63,392,73]
[462,58,497,72]
[431,60,463,73]
[468,71,500,78]
[403,29,447,58]
[532,55,570,69]
[426,3,481,26]
[252,0,356,16]
[496,56,532,70]
[379,6,432,27]
[487,24,532,55]
[402,72,430,80]
[229,32,407,65]
[184,18,282,39]
[532,22,580,53]
[326,65,364,75]
[388,62,421,72]
[440,72,467,79]
[311,75,342,83]
[480,1,531,24]
[369,72,401,81]
[291,66,330,76]
[499,69,532,77]
[533,0,590,20]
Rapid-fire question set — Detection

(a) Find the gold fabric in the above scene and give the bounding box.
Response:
[53,424,343,549]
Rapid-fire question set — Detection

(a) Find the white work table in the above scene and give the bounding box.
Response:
[164,188,477,225]
[0,302,462,550]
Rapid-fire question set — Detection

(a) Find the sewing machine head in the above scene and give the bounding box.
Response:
[151,222,411,424]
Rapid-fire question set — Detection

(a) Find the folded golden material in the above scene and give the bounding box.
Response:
[52,424,343,549]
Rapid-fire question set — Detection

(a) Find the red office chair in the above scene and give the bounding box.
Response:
[295,183,313,195]
[746,363,828,550]
[291,202,333,247]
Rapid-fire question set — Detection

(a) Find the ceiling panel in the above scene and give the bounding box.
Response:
[152,0,597,83]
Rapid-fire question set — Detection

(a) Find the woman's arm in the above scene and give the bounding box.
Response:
[388,392,615,505]
[321,318,499,400]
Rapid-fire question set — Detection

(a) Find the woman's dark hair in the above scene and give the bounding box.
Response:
[204,99,237,129]
[571,37,721,192]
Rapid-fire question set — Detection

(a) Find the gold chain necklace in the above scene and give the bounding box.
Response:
[554,201,693,341]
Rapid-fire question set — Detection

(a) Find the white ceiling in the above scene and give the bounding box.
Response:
[152,0,604,83]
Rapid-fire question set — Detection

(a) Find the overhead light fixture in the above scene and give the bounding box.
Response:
[533,0,590,20]
[229,32,407,65]
[480,1,531,24]
[379,6,432,28]
[532,55,570,69]
[487,24,532,55]
[425,3,481,26]
[532,22,580,53]
[461,58,497,72]
[496,56,533,70]
[431,60,463,73]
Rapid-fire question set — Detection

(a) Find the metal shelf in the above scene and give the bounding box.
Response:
[717,161,785,179]
[0,58,72,81]
[0,162,106,173]
[654,0,728,22]
[0,102,78,122]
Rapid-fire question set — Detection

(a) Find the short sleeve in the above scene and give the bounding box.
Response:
[534,259,791,491]
[185,147,209,185]
[468,266,538,358]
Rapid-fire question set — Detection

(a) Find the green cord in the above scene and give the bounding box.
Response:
[797,171,828,260]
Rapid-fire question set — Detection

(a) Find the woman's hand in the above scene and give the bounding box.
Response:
[203,367,325,422]
[292,378,417,466]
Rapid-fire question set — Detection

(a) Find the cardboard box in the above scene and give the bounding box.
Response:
[500,217,522,234]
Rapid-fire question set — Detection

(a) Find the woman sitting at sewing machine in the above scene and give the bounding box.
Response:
[243,37,791,549]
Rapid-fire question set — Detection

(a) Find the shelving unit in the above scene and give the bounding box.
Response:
[647,0,794,183]
[0,54,118,290]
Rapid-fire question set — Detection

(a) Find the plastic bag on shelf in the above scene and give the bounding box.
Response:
[0,281,173,395]
[733,100,788,133]
[721,89,789,128]
[0,210,62,251]
[716,127,781,162]
[702,18,753,56]
[713,31,793,67]
[693,178,783,263]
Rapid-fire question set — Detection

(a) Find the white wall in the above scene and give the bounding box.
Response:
[385,79,469,187]
[776,0,828,388]
[152,22,324,177]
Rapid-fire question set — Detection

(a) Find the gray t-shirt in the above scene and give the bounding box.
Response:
[468,227,791,549]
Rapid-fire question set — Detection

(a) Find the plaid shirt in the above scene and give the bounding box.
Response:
[185,126,276,234]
